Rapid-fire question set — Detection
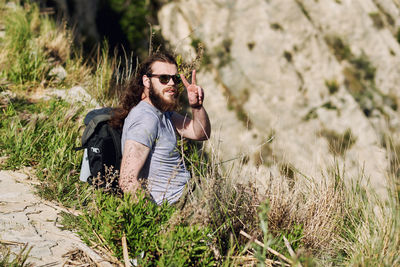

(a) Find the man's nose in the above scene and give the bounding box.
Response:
[167,77,175,85]
[167,77,175,86]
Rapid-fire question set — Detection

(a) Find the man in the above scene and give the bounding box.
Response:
[112,53,211,205]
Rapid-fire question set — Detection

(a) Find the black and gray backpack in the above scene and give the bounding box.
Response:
[76,107,122,189]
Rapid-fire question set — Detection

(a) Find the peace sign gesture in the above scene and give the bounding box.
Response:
[180,70,204,109]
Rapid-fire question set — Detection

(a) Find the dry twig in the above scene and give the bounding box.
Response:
[122,233,130,267]
[0,239,26,246]
[239,230,293,265]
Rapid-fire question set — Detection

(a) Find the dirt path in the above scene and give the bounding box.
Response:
[0,170,114,266]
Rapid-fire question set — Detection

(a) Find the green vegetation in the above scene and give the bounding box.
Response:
[270,23,283,31]
[303,101,338,121]
[284,50,293,62]
[324,35,352,62]
[294,0,312,23]
[325,34,398,118]
[105,0,149,50]
[369,12,385,29]
[75,191,214,265]
[215,38,232,68]
[319,128,357,156]
[247,42,255,50]
[0,2,399,266]
[397,28,400,44]
[0,244,32,267]
[325,79,340,94]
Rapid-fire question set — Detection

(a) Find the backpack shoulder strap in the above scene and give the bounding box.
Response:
[108,125,122,166]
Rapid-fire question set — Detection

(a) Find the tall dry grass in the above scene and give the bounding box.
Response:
[176,137,400,265]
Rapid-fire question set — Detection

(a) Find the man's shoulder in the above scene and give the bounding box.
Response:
[125,101,160,125]
[128,101,159,117]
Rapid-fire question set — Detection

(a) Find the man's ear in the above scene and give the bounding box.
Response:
[143,75,150,88]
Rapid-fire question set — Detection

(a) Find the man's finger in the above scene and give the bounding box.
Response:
[191,70,196,85]
[180,74,190,88]
[198,86,203,104]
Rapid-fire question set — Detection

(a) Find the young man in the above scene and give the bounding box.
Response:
[111,53,211,205]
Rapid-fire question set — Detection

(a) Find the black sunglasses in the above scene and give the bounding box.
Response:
[146,74,181,85]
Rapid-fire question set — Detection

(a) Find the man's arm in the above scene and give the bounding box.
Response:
[171,107,210,140]
[119,140,150,193]
[173,70,211,140]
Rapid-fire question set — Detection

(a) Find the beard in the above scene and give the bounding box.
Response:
[149,82,179,112]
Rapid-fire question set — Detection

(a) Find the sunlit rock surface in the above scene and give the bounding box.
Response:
[158,0,400,193]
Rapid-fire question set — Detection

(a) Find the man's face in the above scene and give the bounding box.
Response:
[146,61,179,112]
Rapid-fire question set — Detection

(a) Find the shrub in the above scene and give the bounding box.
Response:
[78,191,215,266]
[325,79,339,94]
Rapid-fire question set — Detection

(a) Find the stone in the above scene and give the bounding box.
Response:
[48,66,67,82]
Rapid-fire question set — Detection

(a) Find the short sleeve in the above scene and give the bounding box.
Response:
[125,111,159,148]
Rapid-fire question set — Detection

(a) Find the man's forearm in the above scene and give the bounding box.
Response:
[119,173,141,193]
[119,140,150,194]
[191,106,211,140]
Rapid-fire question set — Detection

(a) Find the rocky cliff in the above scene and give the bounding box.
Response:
[157,0,400,192]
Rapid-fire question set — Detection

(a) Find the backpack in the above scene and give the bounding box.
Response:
[76,107,122,190]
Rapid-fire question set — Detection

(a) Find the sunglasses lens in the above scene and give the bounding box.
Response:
[172,75,181,84]
[158,75,181,85]
[158,75,170,84]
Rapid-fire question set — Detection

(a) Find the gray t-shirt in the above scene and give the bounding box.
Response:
[121,101,190,205]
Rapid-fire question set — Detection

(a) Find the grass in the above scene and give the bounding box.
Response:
[325,79,340,94]
[324,35,352,62]
[0,244,32,267]
[0,96,85,204]
[369,12,385,29]
[319,128,357,156]
[0,2,399,266]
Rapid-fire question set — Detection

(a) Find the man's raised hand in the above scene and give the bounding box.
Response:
[180,70,204,108]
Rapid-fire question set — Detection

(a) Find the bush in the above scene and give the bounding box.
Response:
[78,191,215,266]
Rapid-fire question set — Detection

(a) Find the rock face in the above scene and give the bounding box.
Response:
[158,0,400,192]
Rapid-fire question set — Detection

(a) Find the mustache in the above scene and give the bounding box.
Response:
[163,87,178,94]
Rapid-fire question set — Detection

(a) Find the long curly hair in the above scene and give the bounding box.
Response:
[110,52,177,129]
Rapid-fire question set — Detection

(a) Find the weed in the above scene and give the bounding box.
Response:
[270,23,283,31]
[178,152,262,259]
[303,107,318,121]
[283,50,292,62]
[319,128,357,156]
[0,4,48,86]
[303,101,338,121]
[254,142,275,167]
[190,38,201,50]
[214,70,253,129]
[369,12,385,29]
[77,190,215,265]
[343,66,364,94]
[295,0,312,23]
[324,35,352,61]
[397,28,400,44]
[247,42,255,50]
[381,135,400,183]
[0,244,33,267]
[90,42,119,106]
[0,96,85,204]
[214,38,232,68]
[321,101,337,110]
[325,79,339,94]
[350,53,376,81]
